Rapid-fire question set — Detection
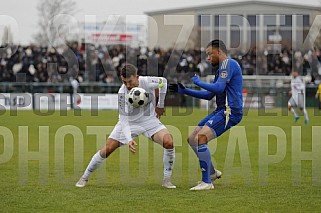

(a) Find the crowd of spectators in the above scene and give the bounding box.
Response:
[1,42,321,84]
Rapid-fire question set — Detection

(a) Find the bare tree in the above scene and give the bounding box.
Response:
[34,0,77,46]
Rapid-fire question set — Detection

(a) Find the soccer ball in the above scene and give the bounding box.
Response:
[128,87,149,108]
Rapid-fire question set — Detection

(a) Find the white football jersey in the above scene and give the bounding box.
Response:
[117,76,167,142]
[291,76,305,99]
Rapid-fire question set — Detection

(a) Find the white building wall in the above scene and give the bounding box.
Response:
[147,11,197,49]
[146,2,321,50]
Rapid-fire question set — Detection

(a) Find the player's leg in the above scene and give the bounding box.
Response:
[151,127,176,189]
[288,97,299,122]
[298,93,309,124]
[189,125,216,190]
[187,126,218,180]
[76,138,121,187]
[188,112,219,180]
[190,110,241,190]
[299,106,309,124]
[76,123,127,187]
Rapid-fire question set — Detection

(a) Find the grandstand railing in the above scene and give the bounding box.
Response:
[0,75,319,108]
[0,82,121,94]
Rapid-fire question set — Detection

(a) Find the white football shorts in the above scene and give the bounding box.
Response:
[109,117,166,144]
[288,94,304,108]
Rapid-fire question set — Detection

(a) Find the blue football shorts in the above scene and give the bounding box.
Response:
[198,109,242,138]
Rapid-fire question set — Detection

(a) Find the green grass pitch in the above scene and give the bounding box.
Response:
[1,107,321,212]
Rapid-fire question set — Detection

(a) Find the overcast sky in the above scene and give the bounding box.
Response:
[0,0,319,44]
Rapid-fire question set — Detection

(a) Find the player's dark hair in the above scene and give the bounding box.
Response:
[121,64,137,78]
[207,39,227,55]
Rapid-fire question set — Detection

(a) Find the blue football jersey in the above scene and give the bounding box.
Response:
[179,58,243,115]
[213,58,243,114]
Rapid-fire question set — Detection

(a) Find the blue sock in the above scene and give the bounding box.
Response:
[197,144,212,183]
[190,144,215,175]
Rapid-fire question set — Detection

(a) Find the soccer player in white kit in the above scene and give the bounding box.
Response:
[288,69,309,124]
[76,64,176,188]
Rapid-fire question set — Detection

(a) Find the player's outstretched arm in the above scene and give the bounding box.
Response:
[192,75,226,94]
[118,90,134,144]
[169,82,215,100]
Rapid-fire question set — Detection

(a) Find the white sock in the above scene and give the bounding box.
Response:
[290,108,298,117]
[83,150,105,180]
[303,108,309,121]
[163,148,175,179]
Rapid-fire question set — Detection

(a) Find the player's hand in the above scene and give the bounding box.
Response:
[169,83,179,92]
[128,140,137,154]
[177,82,186,94]
[168,82,186,94]
[155,107,165,119]
[192,74,201,84]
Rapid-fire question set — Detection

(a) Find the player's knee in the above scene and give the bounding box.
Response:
[101,146,112,158]
[190,135,198,145]
[101,143,118,158]
[163,134,174,149]
[197,134,208,144]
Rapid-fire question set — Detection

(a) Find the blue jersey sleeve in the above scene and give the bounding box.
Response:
[181,87,215,100]
[193,59,235,94]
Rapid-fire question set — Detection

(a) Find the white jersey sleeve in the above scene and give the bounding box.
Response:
[142,77,167,108]
[118,86,133,143]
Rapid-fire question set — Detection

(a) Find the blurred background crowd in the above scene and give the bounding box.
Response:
[1,41,321,84]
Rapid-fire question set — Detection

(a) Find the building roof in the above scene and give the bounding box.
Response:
[145,0,321,15]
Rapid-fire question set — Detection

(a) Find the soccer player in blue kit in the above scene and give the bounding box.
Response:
[171,39,243,190]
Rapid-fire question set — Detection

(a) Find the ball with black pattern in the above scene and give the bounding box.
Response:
[128,87,149,108]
